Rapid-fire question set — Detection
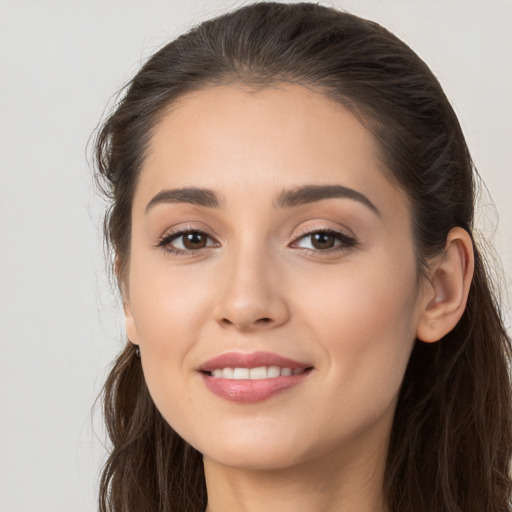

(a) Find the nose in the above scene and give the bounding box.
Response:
[213,245,290,332]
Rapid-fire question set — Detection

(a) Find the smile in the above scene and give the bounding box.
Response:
[209,366,307,379]
[198,351,313,403]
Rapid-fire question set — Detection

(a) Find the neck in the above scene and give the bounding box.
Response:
[203,438,389,512]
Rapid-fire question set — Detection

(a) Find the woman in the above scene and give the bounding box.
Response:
[94,2,512,511]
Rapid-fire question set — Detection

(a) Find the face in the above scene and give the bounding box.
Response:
[124,84,427,471]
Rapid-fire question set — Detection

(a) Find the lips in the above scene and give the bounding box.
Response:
[200,351,309,371]
[198,351,313,403]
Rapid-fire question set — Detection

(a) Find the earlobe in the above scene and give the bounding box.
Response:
[123,298,139,345]
[115,256,139,345]
[416,227,474,343]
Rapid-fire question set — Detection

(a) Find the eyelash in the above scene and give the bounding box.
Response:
[291,227,357,255]
[157,226,357,257]
[157,227,219,256]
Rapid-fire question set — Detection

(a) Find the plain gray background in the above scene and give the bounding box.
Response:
[1,1,511,510]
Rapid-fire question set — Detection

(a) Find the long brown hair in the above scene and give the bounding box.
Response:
[94,3,512,511]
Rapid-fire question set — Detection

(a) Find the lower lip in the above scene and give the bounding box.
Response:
[202,371,311,403]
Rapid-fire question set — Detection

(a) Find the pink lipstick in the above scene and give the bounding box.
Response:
[198,351,313,403]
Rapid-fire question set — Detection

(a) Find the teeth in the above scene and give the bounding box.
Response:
[267,366,280,378]
[210,366,305,379]
[233,368,250,380]
[222,367,234,379]
[249,366,267,379]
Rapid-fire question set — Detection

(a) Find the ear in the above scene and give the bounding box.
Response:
[416,227,474,343]
[115,256,139,345]
[122,295,139,345]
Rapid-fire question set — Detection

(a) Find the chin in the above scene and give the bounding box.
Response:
[203,442,306,471]
[186,422,312,471]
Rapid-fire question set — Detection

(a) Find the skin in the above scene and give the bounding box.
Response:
[123,84,474,512]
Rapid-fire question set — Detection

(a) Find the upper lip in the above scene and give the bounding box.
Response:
[198,351,312,372]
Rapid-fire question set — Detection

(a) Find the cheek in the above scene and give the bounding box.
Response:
[125,257,215,407]
[129,259,211,348]
[299,254,420,404]
[127,274,207,435]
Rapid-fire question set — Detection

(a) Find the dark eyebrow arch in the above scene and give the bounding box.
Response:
[145,187,223,212]
[274,184,381,217]
[145,184,380,217]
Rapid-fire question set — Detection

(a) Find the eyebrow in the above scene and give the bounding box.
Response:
[145,187,222,212]
[145,184,380,217]
[273,184,380,216]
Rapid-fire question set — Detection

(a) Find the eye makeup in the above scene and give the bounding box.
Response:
[290,227,357,256]
[156,225,358,258]
[156,225,220,256]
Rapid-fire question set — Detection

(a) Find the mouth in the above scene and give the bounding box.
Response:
[203,366,311,379]
[198,351,314,403]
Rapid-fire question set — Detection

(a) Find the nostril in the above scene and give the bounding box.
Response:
[217,314,279,330]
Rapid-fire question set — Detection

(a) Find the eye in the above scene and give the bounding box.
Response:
[292,228,356,253]
[158,229,219,254]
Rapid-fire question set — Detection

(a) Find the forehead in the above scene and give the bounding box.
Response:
[136,83,408,222]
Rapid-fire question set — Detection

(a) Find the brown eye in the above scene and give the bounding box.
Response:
[310,232,336,250]
[181,232,208,250]
[292,229,357,254]
[158,229,218,254]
